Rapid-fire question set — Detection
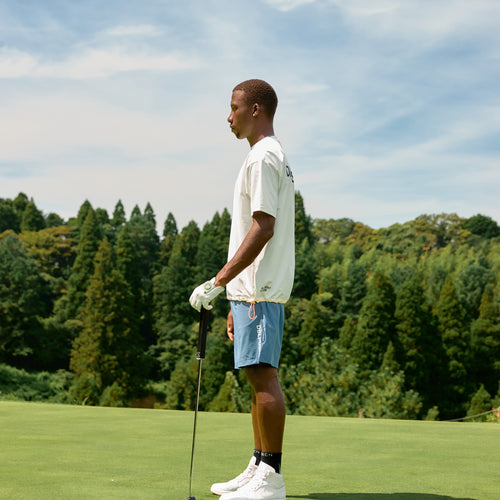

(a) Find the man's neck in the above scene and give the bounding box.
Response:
[247,125,275,147]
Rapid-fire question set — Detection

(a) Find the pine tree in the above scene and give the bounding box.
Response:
[64,208,101,320]
[111,200,126,229]
[470,285,500,395]
[159,212,178,266]
[20,200,45,232]
[0,198,20,232]
[458,262,495,324]
[153,221,200,330]
[293,237,318,298]
[0,234,49,368]
[337,261,367,322]
[115,225,141,334]
[359,342,422,419]
[466,384,492,421]
[74,200,93,234]
[435,276,470,416]
[350,272,396,371]
[70,238,142,404]
[131,205,141,218]
[12,192,29,214]
[144,202,156,225]
[196,213,224,282]
[295,191,313,247]
[394,274,441,406]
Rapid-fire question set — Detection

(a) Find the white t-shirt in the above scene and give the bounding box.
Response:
[226,136,295,303]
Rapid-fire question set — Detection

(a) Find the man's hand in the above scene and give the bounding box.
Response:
[189,278,225,312]
[227,310,234,341]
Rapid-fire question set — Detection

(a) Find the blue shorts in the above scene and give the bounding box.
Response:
[231,301,284,369]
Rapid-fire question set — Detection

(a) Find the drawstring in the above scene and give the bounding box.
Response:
[248,301,256,320]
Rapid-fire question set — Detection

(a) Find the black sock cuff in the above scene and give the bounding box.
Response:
[260,451,282,474]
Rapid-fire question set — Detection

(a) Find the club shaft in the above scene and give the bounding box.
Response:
[188,358,203,497]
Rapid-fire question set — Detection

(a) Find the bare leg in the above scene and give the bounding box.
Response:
[251,390,262,451]
[245,364,285,453]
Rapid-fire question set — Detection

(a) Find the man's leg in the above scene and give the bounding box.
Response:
[245,364,285,472]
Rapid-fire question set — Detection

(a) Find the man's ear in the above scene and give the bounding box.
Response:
[252,103,259,117]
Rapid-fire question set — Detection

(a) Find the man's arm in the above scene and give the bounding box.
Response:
[215,211,275,287]
[189,211,275,312]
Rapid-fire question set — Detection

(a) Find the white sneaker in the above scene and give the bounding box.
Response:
[219,462,286,500]
[211,457,259,495]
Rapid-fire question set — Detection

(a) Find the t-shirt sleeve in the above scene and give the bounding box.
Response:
[248,152,280,218]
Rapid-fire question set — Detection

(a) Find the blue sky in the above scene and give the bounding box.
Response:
[1,0,499,231]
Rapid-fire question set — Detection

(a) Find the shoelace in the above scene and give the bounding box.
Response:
[237,464,257,481]
[246,468,271,491]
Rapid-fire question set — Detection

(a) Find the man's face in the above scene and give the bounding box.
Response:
[227,90,254,140]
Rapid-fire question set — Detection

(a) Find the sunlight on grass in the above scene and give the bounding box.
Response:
[0,402,498,500]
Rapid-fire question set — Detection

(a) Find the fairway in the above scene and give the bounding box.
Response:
[0,402,498,500]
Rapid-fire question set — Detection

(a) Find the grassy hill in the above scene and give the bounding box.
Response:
[0,401,498,499]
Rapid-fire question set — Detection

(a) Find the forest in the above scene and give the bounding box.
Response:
[1,192,499,421]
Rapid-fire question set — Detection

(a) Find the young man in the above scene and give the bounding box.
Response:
[189,79,295,500]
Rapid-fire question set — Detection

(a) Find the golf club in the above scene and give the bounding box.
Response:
[185,306,210,500]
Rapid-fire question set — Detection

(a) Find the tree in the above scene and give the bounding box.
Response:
[295,191,313,247]
[466,385,492,422]
[470,285,500,395]
[20,226,76,280]
[131,205,142,218]
[281,338,361,417]
[196,212,226,282]
[159,212,178,266]
[350,272,396,371]
[458,262,495,323]
[12,193,29,214]
[144,202,156,225]
[336,261,367,325]
[0,234,50,367]
[45,212,64,228]
[463,214,500,239]
[0,199,20,233]
[394,274,441,408]
[153,221,200,333]
[70,238,144,404]
[20,200,45,232]
[63,208,101,320]
[435,276,470,416]
[296,294,330,359]
[111,200,126,229]
[293,237,318,298]
[359,342,422,419]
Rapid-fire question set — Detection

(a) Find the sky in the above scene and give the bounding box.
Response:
[1,0,499,232]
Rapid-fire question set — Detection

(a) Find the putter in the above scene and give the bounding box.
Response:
[185,306,210,500]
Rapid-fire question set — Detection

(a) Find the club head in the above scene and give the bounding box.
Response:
[185,497,195,500]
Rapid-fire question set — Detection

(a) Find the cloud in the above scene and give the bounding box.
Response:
[103,24,163,37]
[263,0,316,12]
[0,45,200,79]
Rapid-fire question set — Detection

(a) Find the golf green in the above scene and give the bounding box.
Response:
[0,401,498,499]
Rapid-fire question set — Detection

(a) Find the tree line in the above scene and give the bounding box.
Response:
[1,192,499,421]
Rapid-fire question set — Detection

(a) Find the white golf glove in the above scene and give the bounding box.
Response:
[189,278,225,311]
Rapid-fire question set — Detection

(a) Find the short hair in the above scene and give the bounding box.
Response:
[233,79,278,118]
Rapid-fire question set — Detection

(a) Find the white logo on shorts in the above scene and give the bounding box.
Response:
[257,324,263,354]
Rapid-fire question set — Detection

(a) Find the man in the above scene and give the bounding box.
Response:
[189,79,295,500]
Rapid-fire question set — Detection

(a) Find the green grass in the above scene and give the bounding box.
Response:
[0,401,498,500]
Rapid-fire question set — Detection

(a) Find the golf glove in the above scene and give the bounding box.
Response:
[189,278,225,311]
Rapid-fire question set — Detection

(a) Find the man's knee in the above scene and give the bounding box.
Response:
[245,364,279,391]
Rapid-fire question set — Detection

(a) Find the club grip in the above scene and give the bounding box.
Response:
[197,307,210,360]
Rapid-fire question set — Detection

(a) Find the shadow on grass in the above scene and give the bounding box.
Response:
[287,494,476,500]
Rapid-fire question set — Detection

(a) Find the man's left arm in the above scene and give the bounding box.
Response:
[215,211,275,287]
[189,211,275,311]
